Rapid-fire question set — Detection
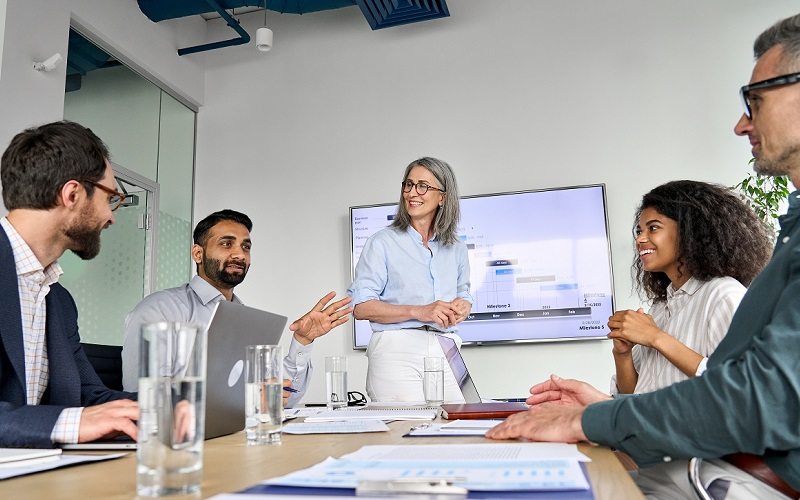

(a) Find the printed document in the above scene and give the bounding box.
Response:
[262,443,591,491]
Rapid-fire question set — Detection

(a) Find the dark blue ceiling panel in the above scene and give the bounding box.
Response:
[355,0,449,30]
[138,0,356,22]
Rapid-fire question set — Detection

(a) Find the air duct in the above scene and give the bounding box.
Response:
[136,0,449,55]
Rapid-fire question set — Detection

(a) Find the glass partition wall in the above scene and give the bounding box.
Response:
[61,28,195,346]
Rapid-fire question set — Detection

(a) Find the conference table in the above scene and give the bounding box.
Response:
[3,419,644,499]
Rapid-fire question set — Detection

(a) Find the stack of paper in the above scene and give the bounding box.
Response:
[0,449,126,480]
[0,448,62,468]
[303,409,437,422]
[282,420,390,434]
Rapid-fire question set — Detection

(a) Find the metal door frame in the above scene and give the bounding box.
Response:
[112,161,160,297]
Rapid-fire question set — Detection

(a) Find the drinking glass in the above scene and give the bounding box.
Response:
[244,345,283,445]
[325,356,347,410]
[137,322,207,497]
[423,356,445,405]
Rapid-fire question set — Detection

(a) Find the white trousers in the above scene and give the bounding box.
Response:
[366,329,465,403]
[633,459,791,500]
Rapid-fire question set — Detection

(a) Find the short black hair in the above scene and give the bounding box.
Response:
[193,209,253,247]
[632,180,774,301]
[1,121,110,210]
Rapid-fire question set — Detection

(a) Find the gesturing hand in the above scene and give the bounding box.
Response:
[290,292,353,345]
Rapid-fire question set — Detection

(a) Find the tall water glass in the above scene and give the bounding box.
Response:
[423,356,445,405]
[325,356,347,410]
[245,345,283,445]
[137,322,207,497]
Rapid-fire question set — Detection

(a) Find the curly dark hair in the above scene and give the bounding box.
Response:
[632,180,774,301]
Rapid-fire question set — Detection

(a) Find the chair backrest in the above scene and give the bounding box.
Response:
[80,343,124,391]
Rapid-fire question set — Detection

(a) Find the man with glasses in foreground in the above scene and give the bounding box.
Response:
[0,121,138,448]
[487,14,800,499]
[121,209,353,407]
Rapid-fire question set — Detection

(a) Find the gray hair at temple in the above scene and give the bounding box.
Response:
[754,14,800,70]
[391,157,461,246]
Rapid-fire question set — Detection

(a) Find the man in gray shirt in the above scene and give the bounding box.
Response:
[122,209,352,407]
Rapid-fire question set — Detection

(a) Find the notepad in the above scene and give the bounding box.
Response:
[440,401,529,420]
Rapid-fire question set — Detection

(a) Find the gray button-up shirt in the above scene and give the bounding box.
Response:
[121,275,312,407]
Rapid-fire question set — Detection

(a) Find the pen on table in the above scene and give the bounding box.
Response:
[504,398,527,402]
[283,386,299,393]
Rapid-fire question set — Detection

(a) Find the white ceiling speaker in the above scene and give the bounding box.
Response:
[256,27,273,52]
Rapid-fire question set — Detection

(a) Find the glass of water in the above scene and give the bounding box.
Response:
[137,322,207,497]
[423,356,445,405]
[325,356,347,410]
[245,345,283,445]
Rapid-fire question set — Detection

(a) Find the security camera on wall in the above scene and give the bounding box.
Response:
[33,53,63,72]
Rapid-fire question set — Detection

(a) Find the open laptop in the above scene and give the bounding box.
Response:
[62,301,288,449]
[204,301,288,439]
[436,334,481,403]
[436,334,529,419]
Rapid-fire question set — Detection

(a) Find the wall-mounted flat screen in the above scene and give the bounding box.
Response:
[349,184,614,349]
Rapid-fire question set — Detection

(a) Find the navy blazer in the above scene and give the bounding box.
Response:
[0,226,136,448]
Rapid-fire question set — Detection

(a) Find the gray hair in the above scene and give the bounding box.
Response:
[754,14,800,71]
[390,157,461,246]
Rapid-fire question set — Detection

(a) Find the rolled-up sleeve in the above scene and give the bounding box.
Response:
[348,236,387,306]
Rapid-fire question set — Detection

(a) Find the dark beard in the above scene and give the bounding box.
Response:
[64,208,102,260]
[202,256,248,287]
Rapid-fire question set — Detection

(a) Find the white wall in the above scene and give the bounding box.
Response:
[195,0,799,403]
[0,0,6,81]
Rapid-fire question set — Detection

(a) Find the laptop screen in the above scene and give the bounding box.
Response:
[436,335,481,404]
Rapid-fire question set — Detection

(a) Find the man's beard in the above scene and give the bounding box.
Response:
[202,256,248,287]
[64,205,103,260]
[753,144,800,178]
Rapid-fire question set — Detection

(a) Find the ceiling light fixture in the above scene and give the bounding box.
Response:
[256,3,272,52]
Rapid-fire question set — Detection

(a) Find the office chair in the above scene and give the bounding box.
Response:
[80,343,124,391]
[688,458,714,500]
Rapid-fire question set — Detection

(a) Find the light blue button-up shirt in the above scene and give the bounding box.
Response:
[348,226,473,332]
[122,275,311,407]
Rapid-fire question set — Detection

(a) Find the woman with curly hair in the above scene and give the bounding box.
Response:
[607,180,773,395]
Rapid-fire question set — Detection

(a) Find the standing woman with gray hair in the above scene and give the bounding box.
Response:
[348,157,473,402]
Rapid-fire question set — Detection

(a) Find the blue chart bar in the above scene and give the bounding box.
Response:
[466,307,592,321]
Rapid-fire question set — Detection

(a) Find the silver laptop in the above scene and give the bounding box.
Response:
[436,334,482,403]
[204,300,287,439]
[63,301,287,450]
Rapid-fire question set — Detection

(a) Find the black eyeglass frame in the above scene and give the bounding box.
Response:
[401,180,445,196]
[740,71,800,119]
[81,179,127,211]
[347,391,367,406]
